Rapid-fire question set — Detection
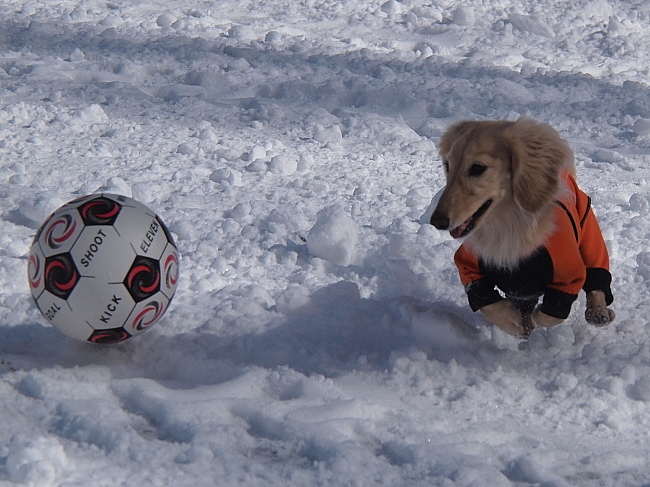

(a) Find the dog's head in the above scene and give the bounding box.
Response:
[430,118,573,239]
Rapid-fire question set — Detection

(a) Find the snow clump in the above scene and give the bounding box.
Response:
[306,204,359,266]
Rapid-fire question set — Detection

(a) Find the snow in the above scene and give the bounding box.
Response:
[2,0,650,485]
[306,204,358,266]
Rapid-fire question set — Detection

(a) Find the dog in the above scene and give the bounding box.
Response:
[430,118,615,338]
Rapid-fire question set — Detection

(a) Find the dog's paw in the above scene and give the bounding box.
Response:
[531,308,564,328]
[520,314,535,339]
[480,300,528,338]
[585,306,615,327]
[585,290,615,327]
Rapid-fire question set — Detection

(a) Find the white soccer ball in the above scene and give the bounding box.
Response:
[27,194,179,343]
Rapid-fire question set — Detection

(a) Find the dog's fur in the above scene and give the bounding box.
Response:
[430,118,615,337]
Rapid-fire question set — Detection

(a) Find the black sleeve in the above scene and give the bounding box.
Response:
[540,288,578,319]
[583,267,614,305]
[465,278,503,312]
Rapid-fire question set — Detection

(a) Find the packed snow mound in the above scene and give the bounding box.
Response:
[306,204,359,266]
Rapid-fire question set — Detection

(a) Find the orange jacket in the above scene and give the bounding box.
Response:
[454,171,613,319]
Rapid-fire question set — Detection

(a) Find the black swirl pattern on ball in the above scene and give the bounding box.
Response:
[131,300,165,331]
[78,197,121,225]
[89,328,131,344]
[125,256,160,302]
[28,252,42,290]
[44,253,79,299]
[164,253,179,288]
[45,214,78,250]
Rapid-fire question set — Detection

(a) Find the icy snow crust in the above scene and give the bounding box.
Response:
[2,0,650,485]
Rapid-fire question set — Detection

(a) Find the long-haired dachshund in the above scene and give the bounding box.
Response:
[430,118,614,338]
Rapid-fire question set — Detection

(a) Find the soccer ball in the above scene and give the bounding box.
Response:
[27,194,179,343]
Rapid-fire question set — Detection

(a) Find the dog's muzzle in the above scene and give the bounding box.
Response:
[430,210,450,230]
[431,199,493,239]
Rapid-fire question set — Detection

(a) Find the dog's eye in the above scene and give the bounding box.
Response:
[469,163,487,177]
[443,160,449,173]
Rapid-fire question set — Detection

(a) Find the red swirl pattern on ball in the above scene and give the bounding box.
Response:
[164,253,179,287]
[89,328,131,344]
[28,253,42,289]
[125,257,160,301]
[79,198,121,225]
[44,214,77,250]
[132,300,165,331]
[44,254,78,299]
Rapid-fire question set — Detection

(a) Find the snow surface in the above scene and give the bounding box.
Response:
[2,0,650,485]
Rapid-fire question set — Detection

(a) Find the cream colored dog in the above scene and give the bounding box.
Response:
[430,118,614,338]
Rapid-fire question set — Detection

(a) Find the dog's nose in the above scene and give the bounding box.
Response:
[430,210,450,230]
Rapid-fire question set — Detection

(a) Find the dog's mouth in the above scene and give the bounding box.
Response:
[449,199,493,239]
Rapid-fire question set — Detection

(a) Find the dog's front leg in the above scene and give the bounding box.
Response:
[480,299,528,338]
[585,290,615,326]
[531,308,564,328]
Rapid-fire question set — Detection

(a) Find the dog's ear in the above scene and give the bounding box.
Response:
[507,118,573,213]
[439,121,476,158]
